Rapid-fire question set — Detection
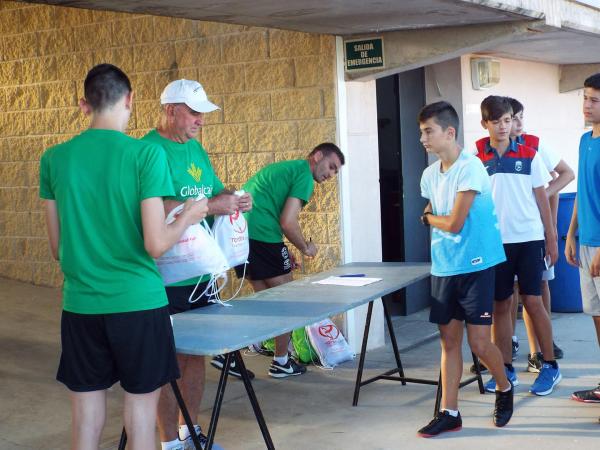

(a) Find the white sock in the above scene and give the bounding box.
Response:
[512,336,518,343]
[441,408,459,417]
[274,354,288,365]
[161,439,181,450]
[178,424,199,441]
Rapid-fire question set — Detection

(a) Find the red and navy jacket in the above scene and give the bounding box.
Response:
[475,137,538,177]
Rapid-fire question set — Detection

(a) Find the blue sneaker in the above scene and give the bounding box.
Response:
[530,363,562,396]
[484,366,519,393]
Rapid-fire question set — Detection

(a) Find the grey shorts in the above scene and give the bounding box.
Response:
[580,245,600,316]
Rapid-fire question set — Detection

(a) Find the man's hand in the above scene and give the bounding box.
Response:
[239,192,252,212]
[591,248,600,278]
[303,240,317,257]
[565,234,579,267]
[181,197,208,225]
[545,231,559,266]
[208,193,240,215]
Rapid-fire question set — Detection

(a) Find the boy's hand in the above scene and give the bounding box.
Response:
[182,197,208,224]
[591,248,600,278]
[564,234,579,267]
[545,233,558,266]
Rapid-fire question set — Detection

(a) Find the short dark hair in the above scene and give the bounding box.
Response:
[506,97,524,116]
[309,142,345,165]
[584,73,600,90]
[417,101,460,138]
[84,64,132,112]
[480,95,512,121]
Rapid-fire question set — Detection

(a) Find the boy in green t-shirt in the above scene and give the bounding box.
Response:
[39,64,208,450]
[234,143,345,378]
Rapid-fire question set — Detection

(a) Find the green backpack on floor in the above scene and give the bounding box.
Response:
[262,327,319,364]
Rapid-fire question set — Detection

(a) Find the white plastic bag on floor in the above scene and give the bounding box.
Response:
[306,319,354,368]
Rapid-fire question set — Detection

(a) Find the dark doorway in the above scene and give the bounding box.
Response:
[377,68,431,315]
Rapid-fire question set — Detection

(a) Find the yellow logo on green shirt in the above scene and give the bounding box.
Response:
[187,163,202,182]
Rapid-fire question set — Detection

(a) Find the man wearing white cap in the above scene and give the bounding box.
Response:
[143,79,252,450]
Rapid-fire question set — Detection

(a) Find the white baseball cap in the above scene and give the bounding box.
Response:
[160,79,219,113]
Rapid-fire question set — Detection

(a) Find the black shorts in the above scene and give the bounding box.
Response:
[495,240,545,300]
[166,281,215,315]
[430,267,495,325]
[57,306,179,394]
[234,239,292,281]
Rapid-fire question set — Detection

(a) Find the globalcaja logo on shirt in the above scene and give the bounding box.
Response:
[187,163,202,182]
[471,256,483,266]
[180,185,213,197]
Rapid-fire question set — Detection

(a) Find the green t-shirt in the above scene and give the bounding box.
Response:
[243,160,314,243]
[142,129,224,286]
[39,129,174,314]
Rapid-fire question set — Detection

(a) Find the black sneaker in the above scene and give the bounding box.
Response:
[493,383,514,427]
[553,341,564,359]
[268,358,307,378]
[512,339,519,361]
[470,361,488,374]
[417,411,462,438]
[571,385,600,403]
[210,354,255,380]
[527,352,543,373]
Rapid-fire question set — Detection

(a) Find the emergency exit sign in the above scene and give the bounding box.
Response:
[345,37,384,71]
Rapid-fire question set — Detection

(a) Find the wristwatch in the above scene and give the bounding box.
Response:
[421,211,433,226]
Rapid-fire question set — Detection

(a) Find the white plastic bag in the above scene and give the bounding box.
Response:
[306,319,355,368]
[155,205,229,285]
[212,209,249,269]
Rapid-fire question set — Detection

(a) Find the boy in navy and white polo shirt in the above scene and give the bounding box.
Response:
[567,73,600,410]
[507,97,574,370]
[417,101,513,438]
[475,96,560,397]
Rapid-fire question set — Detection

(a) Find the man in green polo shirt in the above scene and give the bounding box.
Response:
[234,143,345,377]
[146,79,252,450]
[39,64,208,450]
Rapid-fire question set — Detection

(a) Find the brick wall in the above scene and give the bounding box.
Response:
[0,1,340,289]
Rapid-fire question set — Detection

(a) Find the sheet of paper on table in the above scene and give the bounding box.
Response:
[312,276,383,287]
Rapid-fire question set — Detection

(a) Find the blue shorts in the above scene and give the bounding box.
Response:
[430,267,495,325]
[495,241,545,300]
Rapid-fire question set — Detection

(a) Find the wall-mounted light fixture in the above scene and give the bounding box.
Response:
[470,57,500,90]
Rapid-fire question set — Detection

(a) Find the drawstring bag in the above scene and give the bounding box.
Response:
[212,201,249,301]
[212,209,249,269]
[155,205,229,286]
[306,319,355,368]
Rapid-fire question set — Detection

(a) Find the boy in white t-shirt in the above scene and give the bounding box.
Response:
[417,101,513,438]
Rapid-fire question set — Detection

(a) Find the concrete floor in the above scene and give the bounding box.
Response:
[1,277,599,450]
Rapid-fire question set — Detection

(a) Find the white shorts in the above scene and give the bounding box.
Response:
[579,245,600,316]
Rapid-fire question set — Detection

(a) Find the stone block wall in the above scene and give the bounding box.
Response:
[0,1,340,289]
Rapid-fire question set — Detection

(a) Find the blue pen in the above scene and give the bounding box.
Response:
[340,273,366,277]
